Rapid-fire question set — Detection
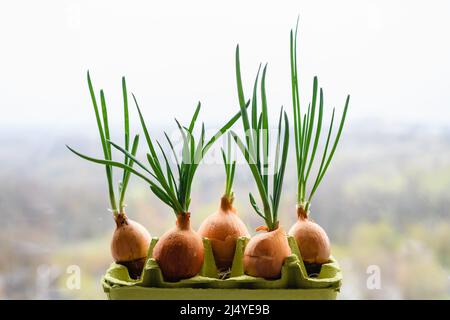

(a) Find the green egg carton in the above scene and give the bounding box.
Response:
[102,236,342,300]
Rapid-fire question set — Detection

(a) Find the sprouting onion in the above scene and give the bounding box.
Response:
[288,20,350,264]
[231,45,291,279]
[68,92,246,281]
[67,72,151,279]
[198,133,250,270]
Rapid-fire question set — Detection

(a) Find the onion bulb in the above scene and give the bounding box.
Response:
[198,196,250,269]
[288,206,330,264]
[243,225,291,279]
[152,213,204,282]
[111,213,151,279]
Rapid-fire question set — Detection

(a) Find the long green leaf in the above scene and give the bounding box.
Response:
[301,77,318,180]
[120,77,131,190]
[222,133,237,197]
[290,30,301,179]
[132,94,164,173]
[231,131,272,227]
[122,77,130,153]
[273,112,289,221]
[118,134,139,210]
[100,91,112,160]
[308,108,335,202]
[87,72,108,161]
[235,45,254,154]
[260,64,269,188]
[250,64,262,159]
[272,108,283,215]
[188,102,201,133]
[256,113,262,173]
[235,45,247,114]
[100,89,117,212]
[249,192,267,222]
[305,88,323,182]
[156,140,178,196]
[86,72,117,212]
[310,95,349,201]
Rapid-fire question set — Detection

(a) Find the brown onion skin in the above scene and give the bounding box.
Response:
[288,207,331,264]
[152,213,204,282]
[111,213,151,278]
[198,196,250,269]
[243,224,291,279]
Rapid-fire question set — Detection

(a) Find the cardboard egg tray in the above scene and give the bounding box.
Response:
[102,236,342,300]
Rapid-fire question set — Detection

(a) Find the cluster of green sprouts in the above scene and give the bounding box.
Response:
[69,79,245,217]
[290,22,349,212]
[232,46,290,231]
[120,100,244,215]
[67,72,139,216]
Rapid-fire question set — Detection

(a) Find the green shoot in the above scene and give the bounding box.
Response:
[69,94,247,217]
[232,45,290,231]
[290,20,350,212]
[221,133,236,200]
[68,72,140,216]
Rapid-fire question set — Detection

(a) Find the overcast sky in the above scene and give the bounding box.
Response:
[1,0,450,132]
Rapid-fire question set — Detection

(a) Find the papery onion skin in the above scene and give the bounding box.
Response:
[111,213,151,278]
[198,196,250,270]
[243,225,291,279]
[152,213,205,282]
[288,207,331,264]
